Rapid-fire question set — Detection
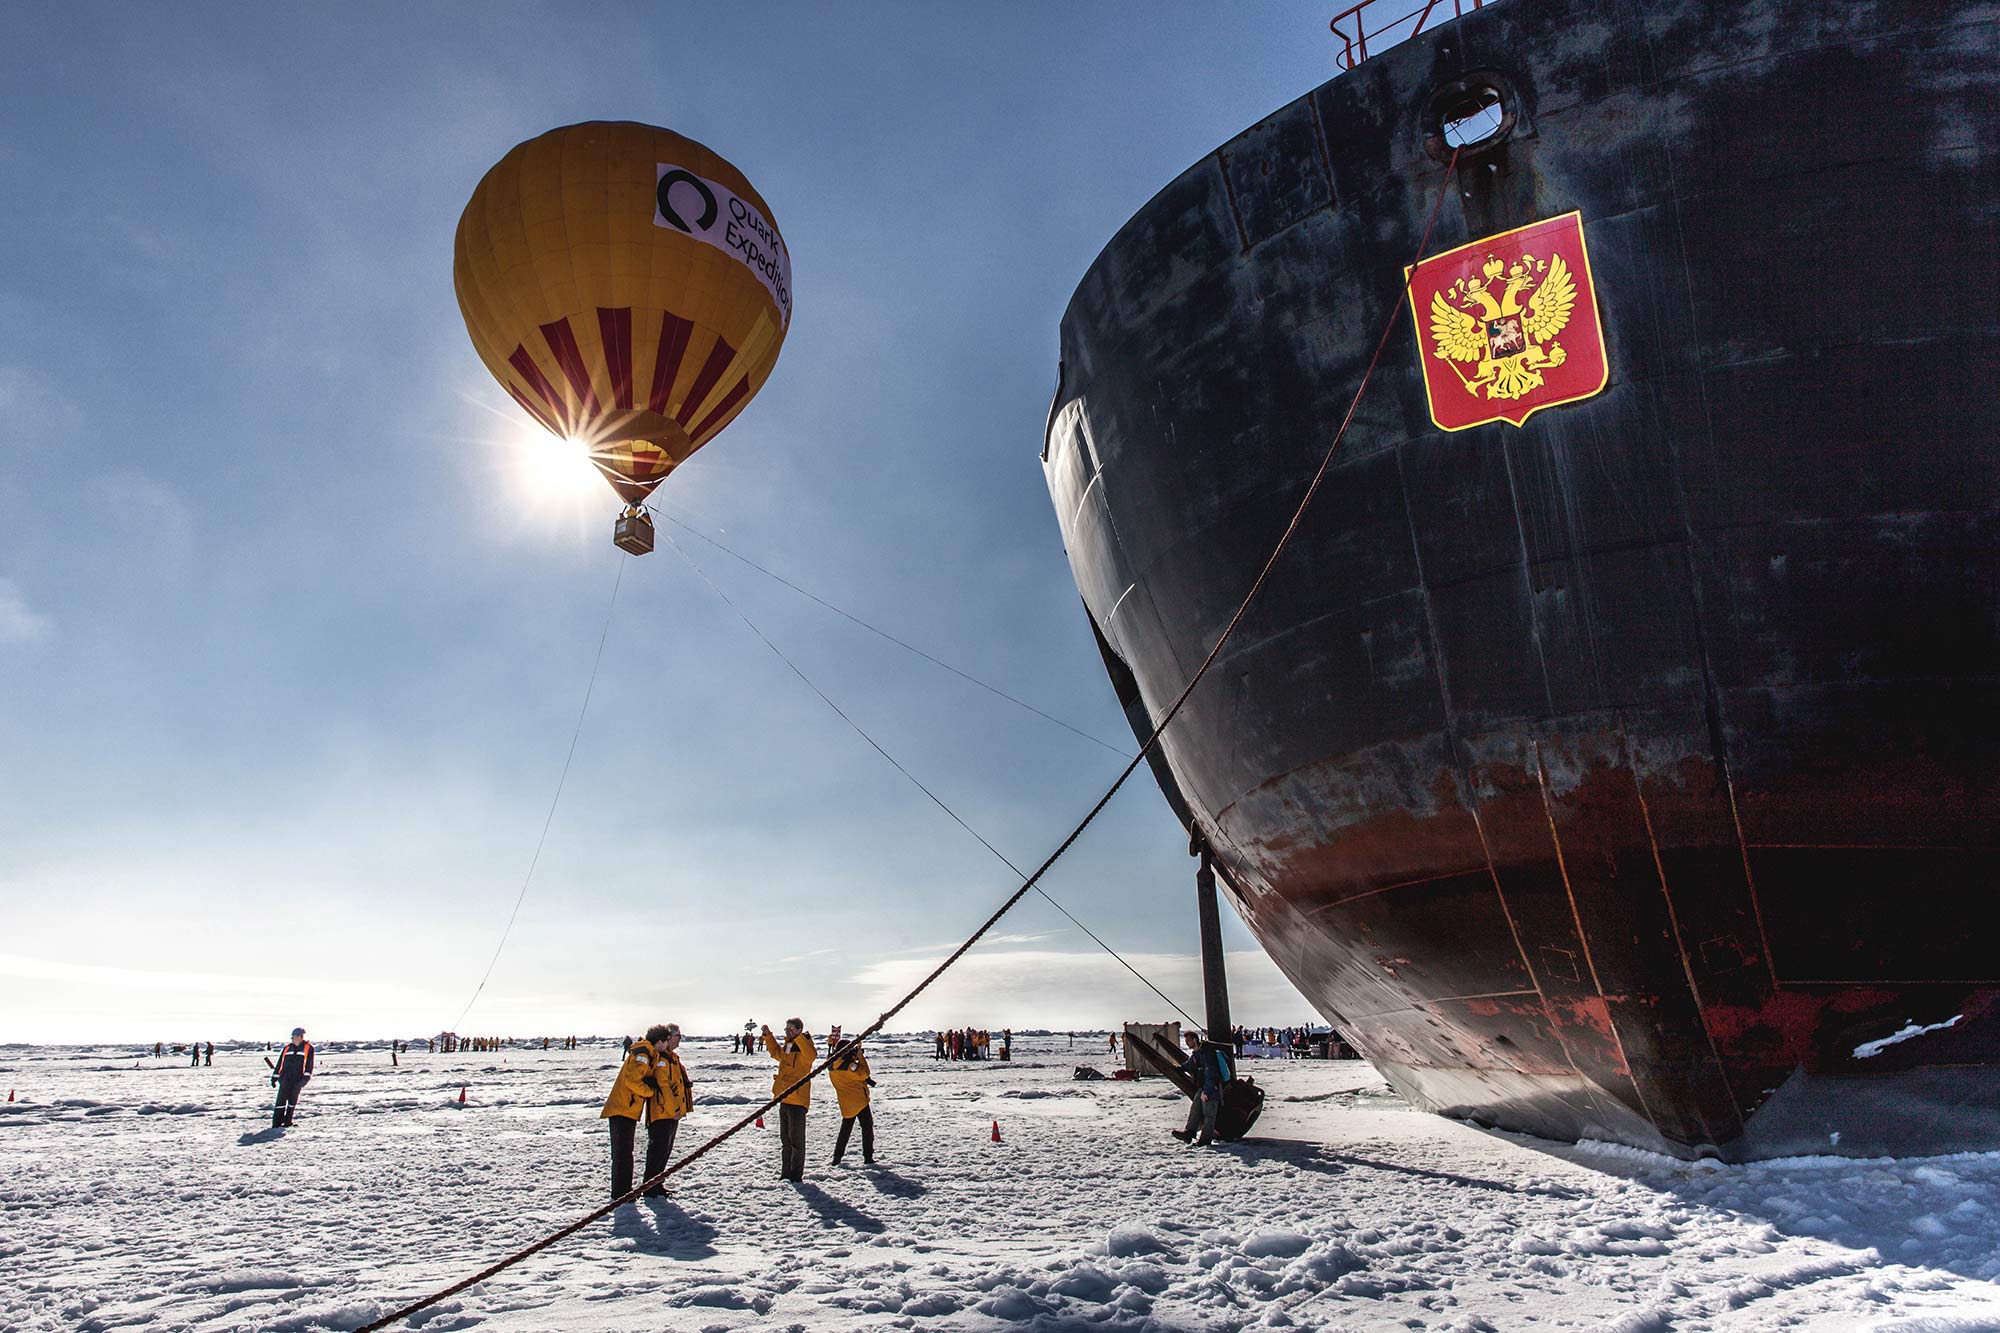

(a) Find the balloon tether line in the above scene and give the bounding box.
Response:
[357,146,1460,1333]
[453,554,626,1031]
[665,529,1201,1028]
[655,508,1133,758]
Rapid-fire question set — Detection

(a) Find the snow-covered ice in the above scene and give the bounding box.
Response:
[4,1034,1999,1331]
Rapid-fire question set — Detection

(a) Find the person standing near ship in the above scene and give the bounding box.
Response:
[761,1019,815,1182]
[1172,1034,1232,1147]
[271,1027,314,1128]
[827,1038,876,1166]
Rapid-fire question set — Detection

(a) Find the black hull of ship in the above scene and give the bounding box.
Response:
[1044,0,1999,1159]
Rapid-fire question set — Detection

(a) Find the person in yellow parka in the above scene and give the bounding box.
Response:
[827,1038,876,1166]
[600,1023,692,1200]
[760,1018,816,1182]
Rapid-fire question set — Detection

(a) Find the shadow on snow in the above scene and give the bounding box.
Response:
[609,1196,721,1260]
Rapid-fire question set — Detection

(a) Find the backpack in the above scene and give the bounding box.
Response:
[1215,1076,1265,1142]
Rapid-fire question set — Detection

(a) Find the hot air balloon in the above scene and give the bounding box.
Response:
[454,122,792,554]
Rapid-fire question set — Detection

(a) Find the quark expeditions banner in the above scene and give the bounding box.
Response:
[1406,211,1608,431]
[655,164,793,329]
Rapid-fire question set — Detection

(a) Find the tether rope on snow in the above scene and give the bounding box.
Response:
[356,146,1460,1333]
[658,508,1134,758]
[665,529,1202,1028]
[454,555,626,1031]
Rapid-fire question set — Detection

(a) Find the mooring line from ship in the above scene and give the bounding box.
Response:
[355,146,1462,1333]
[655,507,1134,758]
[663,527,1201,1028]
[452,555,626,1032]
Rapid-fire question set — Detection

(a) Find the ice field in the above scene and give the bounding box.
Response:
[4,1033,2000,1331]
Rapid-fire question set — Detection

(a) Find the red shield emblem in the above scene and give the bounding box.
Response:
[1406,211,1609,431]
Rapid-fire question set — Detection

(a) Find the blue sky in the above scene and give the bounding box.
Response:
[1,5,1339,1042]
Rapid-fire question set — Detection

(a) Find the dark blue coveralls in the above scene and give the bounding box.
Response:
[271,1040,314,1128]
[1177,1043,1234,1144]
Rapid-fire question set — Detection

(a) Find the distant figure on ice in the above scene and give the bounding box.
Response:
[1108,1032,1118,1054]
[1172,1035,1233,1147]
[600,1023,690,1200]
[761,1019,816,1182]
[204,1042,213,1066]
[828,1038,876,1166]
[622,1035,632,1055]
[271,1028,315,1128]
[154,1041,163,1058]
[190,1045,200,1067]
[935,1031,946,1060]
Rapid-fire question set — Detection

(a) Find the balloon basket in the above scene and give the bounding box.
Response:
[614,508,655,556]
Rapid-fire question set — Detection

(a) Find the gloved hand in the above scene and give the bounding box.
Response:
[864,1078,877,1087]
[270,1077,278,1087]
[641,1076,661,1093]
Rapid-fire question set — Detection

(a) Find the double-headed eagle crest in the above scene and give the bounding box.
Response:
[1428,250,1577,400]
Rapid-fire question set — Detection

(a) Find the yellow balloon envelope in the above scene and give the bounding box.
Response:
[454,121,791,510]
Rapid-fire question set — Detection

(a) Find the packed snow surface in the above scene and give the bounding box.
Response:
[4,1035,1999,1331]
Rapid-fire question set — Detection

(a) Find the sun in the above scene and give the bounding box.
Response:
[517,433,605,500]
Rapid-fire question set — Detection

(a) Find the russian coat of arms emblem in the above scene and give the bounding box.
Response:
[1406,211,1609,431]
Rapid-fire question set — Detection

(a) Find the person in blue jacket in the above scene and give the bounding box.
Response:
[271,1027,315,1128]
[1171,1035,1233,1146]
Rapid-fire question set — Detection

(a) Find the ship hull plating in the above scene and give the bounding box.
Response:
[1045,0,2000,1159]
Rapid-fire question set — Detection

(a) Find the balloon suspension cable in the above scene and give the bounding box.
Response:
[656,508,1133,758]
[663,528,1200,1028]
[453,555,626,1032]
[357,146,1461,1333]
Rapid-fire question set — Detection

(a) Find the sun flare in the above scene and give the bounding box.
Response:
[518,433,605,500]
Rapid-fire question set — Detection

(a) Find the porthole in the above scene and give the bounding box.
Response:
[1424,72,1520,163]
[1441,85,1505,148]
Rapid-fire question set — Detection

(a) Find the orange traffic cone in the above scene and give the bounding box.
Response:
[756,1115,765,1129]
[991,1119,1002,1143]
[458,1085,467,1105]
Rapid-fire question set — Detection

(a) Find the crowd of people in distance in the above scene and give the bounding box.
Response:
[932,1028,1010,1060]
[1228,1024,1355,1058]
[206,1021,1305,1168]
[420,1034,581,1053]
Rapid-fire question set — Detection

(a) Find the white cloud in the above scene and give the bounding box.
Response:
[851,946,1316,1033]
[0,577,51,644]
[0,951,449,1044]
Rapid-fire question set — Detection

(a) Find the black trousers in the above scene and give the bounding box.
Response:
[272,1077,306,1128]
[608,1116,680,1198]
[832,1107,874,1163]
[779,1102,806,1181]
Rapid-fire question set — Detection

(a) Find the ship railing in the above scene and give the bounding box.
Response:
[1330,0,1491,70]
